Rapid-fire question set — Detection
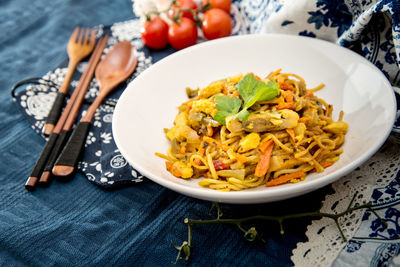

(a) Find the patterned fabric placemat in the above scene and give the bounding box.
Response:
[11,21,153,188]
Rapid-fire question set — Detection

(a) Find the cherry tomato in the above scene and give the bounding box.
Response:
[168,17,198,50]
[140,17,169,50]
[168,0,198,21]
[201,8,232,40]
[201,0,231,14]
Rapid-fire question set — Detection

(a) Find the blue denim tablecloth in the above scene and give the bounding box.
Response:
[0,0,330,266]
[2,0,400,266]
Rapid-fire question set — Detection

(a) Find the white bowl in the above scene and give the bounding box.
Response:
[112,34,396,204]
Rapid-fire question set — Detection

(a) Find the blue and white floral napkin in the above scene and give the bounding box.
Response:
[12,22,153,188]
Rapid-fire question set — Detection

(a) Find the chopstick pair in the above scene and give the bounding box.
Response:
[25,34,110,191]
[52,41,138,178]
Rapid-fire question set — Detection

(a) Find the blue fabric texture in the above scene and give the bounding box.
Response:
[0,0,331,266]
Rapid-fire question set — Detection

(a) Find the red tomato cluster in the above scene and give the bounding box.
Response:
[140,0,232,50]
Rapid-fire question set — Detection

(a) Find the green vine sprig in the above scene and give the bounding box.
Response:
[172,192,388,264]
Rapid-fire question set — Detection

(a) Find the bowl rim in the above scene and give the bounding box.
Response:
[112,33,397,203]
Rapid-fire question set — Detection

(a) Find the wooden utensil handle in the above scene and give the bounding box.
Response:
[38,130,70,186]
[43,92,66,135]
[59,61,78,94]
[53,121,91,179]
[42,60,78,136]
[25,133,58,191]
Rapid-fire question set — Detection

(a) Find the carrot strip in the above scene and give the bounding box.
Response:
[203,136,228,151]
[258,139,273,153]
[267,68,282,78]
[321,161,334,168]
[203,136,218,145]
[277,90,294,109]
[207,125,214,137]
[277,102,294,110]
[310,161,334,173]
[235,154,248,164]
[166,161,182,177]
[266,170,306,186]
[303,91,314,98]
[307,102,316,109]
[165,161,173,171]
[171,167,182,177]
[298,116,311,123]
[286,128,295,142]
[279,81,296,91]
[283,90,294,103]
[198,141,205,156]
[254,140,274,177]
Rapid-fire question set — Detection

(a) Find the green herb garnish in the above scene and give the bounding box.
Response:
[214,95,242,125]
[214,74,279,125]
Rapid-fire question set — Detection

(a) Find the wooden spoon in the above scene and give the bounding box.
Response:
[52,41,138,179]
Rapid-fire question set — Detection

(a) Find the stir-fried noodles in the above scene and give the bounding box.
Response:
[156,70,348,191]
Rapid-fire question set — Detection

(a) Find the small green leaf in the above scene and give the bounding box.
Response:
[214,95,242,126]
[214,74,279,124]
[236,74,279,110]
[236,74,259,106]
[215,95,241,113]
[214,111,230,125]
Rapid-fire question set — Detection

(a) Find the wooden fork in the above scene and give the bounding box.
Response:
[42,27,96,136]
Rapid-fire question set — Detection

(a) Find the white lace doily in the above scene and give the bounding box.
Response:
[291,140,400,266]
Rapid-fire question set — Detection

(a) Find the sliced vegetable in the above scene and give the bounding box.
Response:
[323,121,349,134]
[266,170,306,186]
[277,90,294,110]
[186,87,199,98]
[167,161,194,178]
[216,169,245,180]
[285,128,295,142]
[238,132,260,153]
[206,125,214,137]
[242,109,299,132]
[254,140,274,177]
[279,81,295,91]
[298,116,311,123]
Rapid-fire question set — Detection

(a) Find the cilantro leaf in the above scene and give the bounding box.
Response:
[236,74,279,110]
[214,95,242,125]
